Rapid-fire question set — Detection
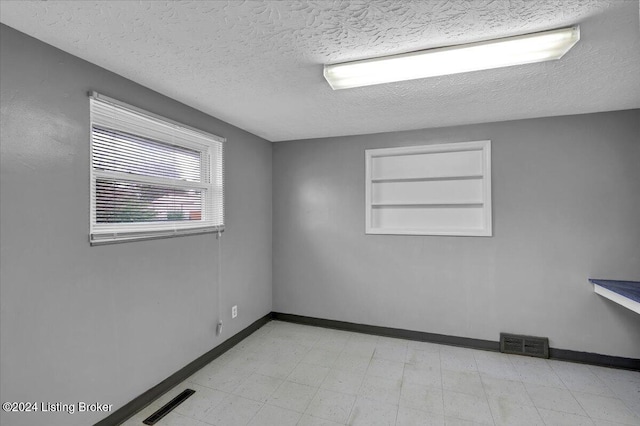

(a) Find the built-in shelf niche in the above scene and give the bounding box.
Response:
[365,140,492,236]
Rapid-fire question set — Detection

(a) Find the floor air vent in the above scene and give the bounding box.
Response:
[500,333,549,358]
[143,389,195,425]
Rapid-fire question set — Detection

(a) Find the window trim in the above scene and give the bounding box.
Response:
[365,140,492,236]
[89,92,225,245]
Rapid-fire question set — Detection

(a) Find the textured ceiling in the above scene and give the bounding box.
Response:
[1,1,639,142]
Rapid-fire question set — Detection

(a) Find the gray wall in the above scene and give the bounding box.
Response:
[0,25,272,426]
[273,110,640,359]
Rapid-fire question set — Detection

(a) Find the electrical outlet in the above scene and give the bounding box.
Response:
[232,305,238,319]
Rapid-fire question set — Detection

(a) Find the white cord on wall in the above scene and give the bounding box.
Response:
[216,230,223,335]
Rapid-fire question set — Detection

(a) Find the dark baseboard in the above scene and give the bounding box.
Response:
[271,312,499,351]
[272,312,640,371]
[549,348,640,370]
[95,313,273,426]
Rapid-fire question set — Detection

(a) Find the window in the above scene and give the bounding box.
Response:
[89,92,224,245]
[365,140,491,236]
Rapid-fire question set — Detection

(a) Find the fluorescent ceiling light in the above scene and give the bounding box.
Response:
[324,26,580,90]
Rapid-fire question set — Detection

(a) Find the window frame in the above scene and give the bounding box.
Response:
[365,140,492,236]
[89,92,224,245]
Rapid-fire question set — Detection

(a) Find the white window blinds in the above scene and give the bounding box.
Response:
[89,92,224,245]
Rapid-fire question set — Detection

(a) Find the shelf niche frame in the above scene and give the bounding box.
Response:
[365,140,492,236]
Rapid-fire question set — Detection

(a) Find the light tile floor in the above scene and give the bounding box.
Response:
[123,321,640,426]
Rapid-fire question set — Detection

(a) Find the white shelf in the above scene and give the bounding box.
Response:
[371,202,483,208]
[371,175,483,183]
[365,140,492,236]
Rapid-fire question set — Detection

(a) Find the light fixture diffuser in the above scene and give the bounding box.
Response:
[323,26,580,90]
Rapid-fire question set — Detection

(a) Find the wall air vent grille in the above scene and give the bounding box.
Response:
[500,333,549,358]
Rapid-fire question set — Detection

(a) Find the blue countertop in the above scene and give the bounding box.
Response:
[589,279,640,303]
